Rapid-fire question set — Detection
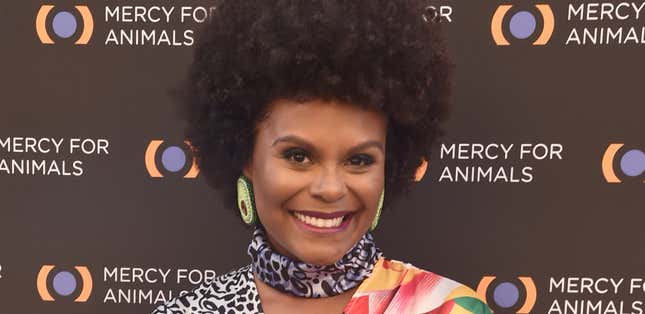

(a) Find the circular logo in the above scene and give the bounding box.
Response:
[37,265,93,302]
[52,11,77,38]
[620,149,645,177]
[509,11,536,39]
[52,271,77,296]
[161,146,187,173]
[493,282,520,308]
[145,140,199,178]
[478,276,536,313]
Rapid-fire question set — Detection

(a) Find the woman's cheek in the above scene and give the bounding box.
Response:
[257,165,304,209]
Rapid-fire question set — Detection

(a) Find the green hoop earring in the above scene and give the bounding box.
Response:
[237,175,258,225]
[370,190,384,231]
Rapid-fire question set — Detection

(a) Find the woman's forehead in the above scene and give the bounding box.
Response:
[261,98,387,131]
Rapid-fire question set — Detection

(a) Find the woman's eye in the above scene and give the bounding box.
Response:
[283,149,311,164]
[347,154,374,167]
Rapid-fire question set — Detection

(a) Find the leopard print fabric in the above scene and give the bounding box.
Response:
[153,228,381,313]
[248,227,382,298]
[151,265,263,314]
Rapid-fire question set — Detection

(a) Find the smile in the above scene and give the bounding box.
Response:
[294,212,344,228]
[290,210,354,231]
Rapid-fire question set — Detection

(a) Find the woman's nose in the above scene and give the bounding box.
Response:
[309,166,347,203]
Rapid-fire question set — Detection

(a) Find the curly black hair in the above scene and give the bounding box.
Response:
[180,0,453,217]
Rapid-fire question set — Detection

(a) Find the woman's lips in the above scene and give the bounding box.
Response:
[290,210,355,233]
[290,210,354,219]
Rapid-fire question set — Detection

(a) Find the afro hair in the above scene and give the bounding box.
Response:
[180,0,454,217]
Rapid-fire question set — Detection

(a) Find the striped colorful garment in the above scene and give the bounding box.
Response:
[153,257,490,314]
[343,258,491,314]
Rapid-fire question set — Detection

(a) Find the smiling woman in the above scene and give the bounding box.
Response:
[152,0,490,313]
[245,99,387,269]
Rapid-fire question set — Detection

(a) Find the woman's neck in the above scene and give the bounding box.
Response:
[254,275,359,314]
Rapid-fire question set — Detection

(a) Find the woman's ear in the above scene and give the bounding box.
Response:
[242,163,253,181]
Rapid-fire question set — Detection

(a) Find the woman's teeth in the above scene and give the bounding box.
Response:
[294,212,344,228]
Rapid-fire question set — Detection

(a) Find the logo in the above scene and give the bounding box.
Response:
[602,143,645,183]
[491,4,554,46]
[145,140,199,178]
[477,276,537,313]
[37,265,93,302]
[36,5,94,44]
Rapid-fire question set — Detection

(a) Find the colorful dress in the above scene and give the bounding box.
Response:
[152,257,490,314]
[344,258,490,314]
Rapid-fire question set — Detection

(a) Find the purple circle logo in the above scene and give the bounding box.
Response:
[37,265,93,302]
[509,11,536,39]
[145,140,200,179]
[36,5,94,45]
[478,276,537,313]
[161,146,187,172]
[491,4,554,46]
[52,11,77,38]
[493,282,520,308]
[620,149,645,177]
[52,271,77,296]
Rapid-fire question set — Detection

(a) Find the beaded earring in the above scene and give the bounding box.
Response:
[369,189,385,231]
[237,175,258,225]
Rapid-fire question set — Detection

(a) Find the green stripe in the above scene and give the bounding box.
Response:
[453,296,493,314]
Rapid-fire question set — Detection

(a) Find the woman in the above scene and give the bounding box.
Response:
[154,0,490,313]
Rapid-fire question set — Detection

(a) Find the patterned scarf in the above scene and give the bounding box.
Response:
[247,226,382,298]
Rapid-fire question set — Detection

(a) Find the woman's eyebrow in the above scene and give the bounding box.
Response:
[272,135,384,153]
[349,140,384,153]
[272,135,314,149]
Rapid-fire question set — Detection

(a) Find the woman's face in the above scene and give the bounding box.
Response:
[244,98,386,265]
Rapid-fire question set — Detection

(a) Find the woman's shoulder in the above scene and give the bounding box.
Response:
[151,264,261,314]
[345,257,491,314]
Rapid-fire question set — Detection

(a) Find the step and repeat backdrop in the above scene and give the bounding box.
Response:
[2,0,644,313]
